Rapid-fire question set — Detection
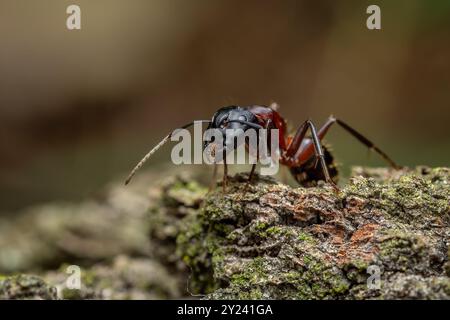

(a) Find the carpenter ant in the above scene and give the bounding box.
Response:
[125,105,399,190]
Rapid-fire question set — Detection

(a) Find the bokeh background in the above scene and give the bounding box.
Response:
[0,0,449,212]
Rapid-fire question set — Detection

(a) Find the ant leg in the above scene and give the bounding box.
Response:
[287,116,400,170]
[242,118,269,191]
[306,120,338,190]
[312,116,399,169]
[285,121,308,159]
[239,163,257,199]
[248,163,257,182]
[333,118,400,169]
[285,116,335,161]
[223,156,228,192]
[239,119,271,197]
[285,119,338,191]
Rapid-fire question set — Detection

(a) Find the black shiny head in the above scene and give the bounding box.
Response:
[209,106,259,130]
[204,106,262,155]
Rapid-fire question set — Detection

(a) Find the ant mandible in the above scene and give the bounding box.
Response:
[125,104,400,191]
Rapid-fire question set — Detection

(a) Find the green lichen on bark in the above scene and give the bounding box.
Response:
[0,275,57,299]
[0,166,448,299]
[0,167,207,300]
[175,167,449,299]
[43,255,181,299]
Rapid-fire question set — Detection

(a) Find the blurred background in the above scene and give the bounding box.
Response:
[0,0,449,212]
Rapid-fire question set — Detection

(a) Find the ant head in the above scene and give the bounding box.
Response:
[209,106,258,131]
[204,106,262,156]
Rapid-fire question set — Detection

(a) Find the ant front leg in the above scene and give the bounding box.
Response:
[223,155,228,192]
[247,163,257,183]
[240,163,256,198]
[284,119,339,191]
[243,119,271,188]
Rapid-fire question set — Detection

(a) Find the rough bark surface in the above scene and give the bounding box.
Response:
[0,166,448,299]
[175,167,450,299]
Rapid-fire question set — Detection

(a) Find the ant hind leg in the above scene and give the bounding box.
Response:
[334,118,400,169]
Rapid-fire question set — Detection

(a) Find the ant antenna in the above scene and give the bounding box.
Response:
[124,120,211,185]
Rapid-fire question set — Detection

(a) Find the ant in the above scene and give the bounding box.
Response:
[125,104,400,191]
